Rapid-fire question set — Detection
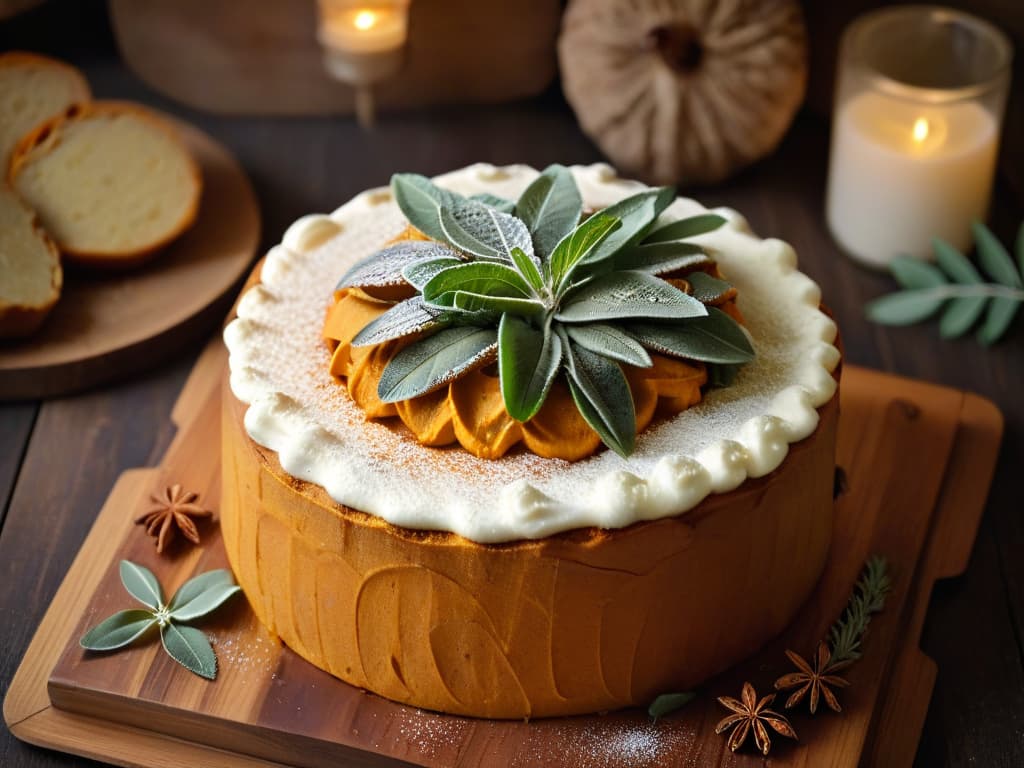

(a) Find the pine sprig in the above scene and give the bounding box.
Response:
[827,556,892,666]
[337,166,755,457]
[865,220,1024,345]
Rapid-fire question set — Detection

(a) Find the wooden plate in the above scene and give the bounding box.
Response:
[2,339,1004,767]
[0,115,259,400]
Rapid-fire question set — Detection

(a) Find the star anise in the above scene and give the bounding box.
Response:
[716,682,798,755]
[774,641,851,714]
[135,484,212,553]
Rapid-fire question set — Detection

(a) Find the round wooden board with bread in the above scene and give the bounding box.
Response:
[0,114,259,399]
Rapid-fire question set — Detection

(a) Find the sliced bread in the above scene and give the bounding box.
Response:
[8,101,202,268]
[0,51,90,171]
[0,183,62,338]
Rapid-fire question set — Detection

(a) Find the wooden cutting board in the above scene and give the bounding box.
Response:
[3,340,1002,768]
[0,116,259,400]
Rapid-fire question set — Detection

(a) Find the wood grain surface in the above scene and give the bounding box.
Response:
[2,2,1023,767]
[2,341,1002,768]
[0,113,260,400]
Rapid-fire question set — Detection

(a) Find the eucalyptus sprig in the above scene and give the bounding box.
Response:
[80,560,241,680]
[827,555,891,666]
[338,165,755,456]
[866,220,1024,345]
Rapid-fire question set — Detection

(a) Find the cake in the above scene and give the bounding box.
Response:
[221,163,840,718]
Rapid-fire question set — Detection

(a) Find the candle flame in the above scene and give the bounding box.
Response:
[353,10,377,30]
[912,117,929,144]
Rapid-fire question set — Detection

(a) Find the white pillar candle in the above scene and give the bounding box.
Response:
[826,91,999,266]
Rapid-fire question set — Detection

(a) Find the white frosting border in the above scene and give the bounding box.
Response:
[225,164,839,543]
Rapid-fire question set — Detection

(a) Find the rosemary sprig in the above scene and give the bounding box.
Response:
[827,556,891,666]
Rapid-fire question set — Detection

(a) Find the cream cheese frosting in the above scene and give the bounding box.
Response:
[224,163,839,543]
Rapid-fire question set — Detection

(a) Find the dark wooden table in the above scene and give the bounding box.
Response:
[3,3,1023,767]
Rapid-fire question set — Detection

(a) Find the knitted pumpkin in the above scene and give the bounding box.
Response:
[558,0,808,185]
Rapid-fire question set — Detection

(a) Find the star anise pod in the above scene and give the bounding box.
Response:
[135,484,212,553]
[716,682,797,755]
[774,641,852,714]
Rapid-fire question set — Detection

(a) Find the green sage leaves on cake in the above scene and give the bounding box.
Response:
[342,166,755,456]
[80,560,241,680]
[865,220,1024,345]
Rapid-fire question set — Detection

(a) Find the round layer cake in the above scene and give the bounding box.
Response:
[222,163,841,718]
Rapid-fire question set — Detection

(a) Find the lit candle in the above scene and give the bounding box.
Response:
[319,5,408,54]
[825,7,1011,268]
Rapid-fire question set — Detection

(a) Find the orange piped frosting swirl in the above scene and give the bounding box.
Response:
[323,231,744,461]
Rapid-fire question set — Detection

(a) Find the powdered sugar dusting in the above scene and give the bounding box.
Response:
[225,164,838,543]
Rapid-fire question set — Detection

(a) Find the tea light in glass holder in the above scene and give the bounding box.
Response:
[316,0,411,128]
[825,6,1011,268]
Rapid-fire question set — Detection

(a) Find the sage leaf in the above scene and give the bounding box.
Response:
[160,623,217,680]
[498,315,563,422]
[391,173,462,242]
[378,326,497,402]
[169,569,241,622]
[890,256,947,289]
[648,691,697,723]
[402,258,465,291]
[581,187,676,267]
[978,296,1021,345]
[618,242,710,275]
[510,246,544,293]
[865,290,947,325]
[557,271,707,323]
[565,342,636,457]
[446,291,545,316]
[1017,221,1024,278]
[628,307,755,364]
[423,261,532,302]
[80,609,157,651]
[120,560,163,610]
[470,192,515,214]
[336,241,457,290]
[440,201,534,262]
[973,220,1023,288]
[644,213,726,244]
[352,296,450,347]
[940,295,989,338]
[934,238,982,284]
[548,213,621,290]
[565,323,652,368]
[686,271,733,303]
[515,164,583,260]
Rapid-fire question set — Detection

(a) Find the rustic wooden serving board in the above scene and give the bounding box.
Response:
[0,116,259,400]
[3,340,1002,768]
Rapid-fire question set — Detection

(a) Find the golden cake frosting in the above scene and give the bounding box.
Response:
[221,163,840,718]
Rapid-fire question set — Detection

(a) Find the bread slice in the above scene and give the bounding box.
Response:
[0,51,90,171]
[8,101,202,268]
[0,183,62,338]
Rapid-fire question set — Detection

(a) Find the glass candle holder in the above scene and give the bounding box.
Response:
[825,6,1012,268]
[316,0,410,83]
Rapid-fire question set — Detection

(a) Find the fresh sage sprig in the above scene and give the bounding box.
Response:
[80,560,241,680]
[827,555,891,666]
[338,165,755,456]
[865,220,1024,344]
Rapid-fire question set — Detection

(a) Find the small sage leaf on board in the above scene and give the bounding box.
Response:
[973,220,1023,288]
[80,561,242,680]
[979,296,1021,345]
[119,560,163,610]
[644,213,726,244]
[628,307,755,364]
[649,691,698,723]
[391,173,462,242]
[498,315,563,422]
[940,295,988,339]
[559,271,707,324]
[161,623,218,680]
[377,326,497,402]
[934,237,982,284]
[80,610,157,651]
[889,256,947,290]
[515,164,583,261]
[336,241,457,290]
[864,290,947,325]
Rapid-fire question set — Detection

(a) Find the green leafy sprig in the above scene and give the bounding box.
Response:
[827,555,891,666]
[866,221,1024,344]
[80,560,241,680]
[338,165,755,456]
[648,691,697,722]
